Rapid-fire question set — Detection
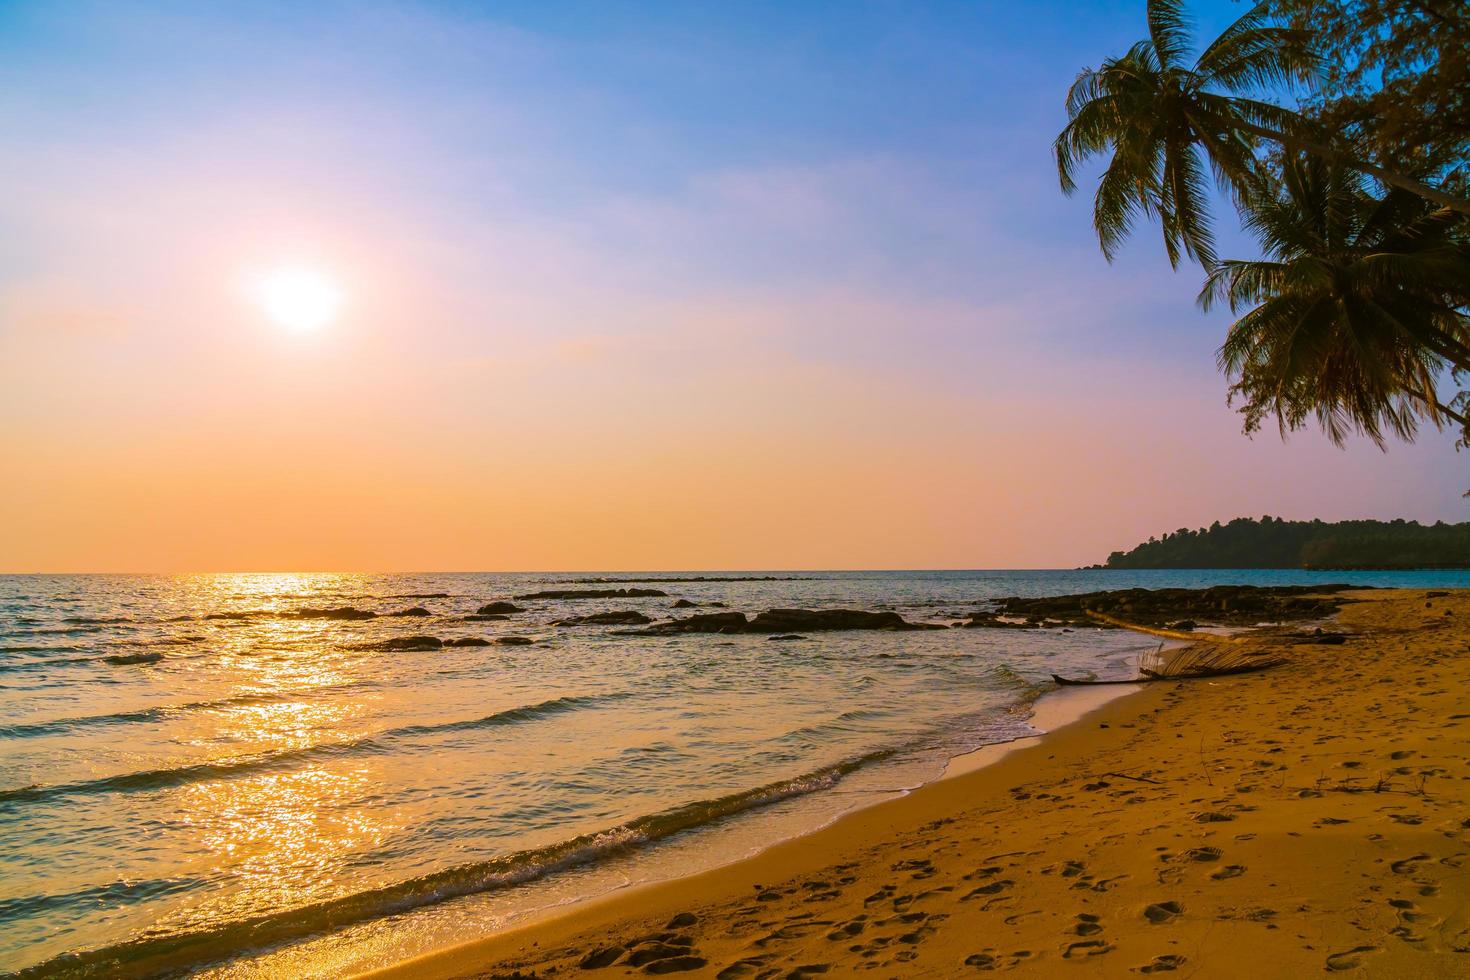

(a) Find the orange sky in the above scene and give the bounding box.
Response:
[2,1,1463,572]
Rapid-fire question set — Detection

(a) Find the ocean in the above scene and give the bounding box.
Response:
[3,569,1465,978]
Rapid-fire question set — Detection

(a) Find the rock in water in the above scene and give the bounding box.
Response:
[645,612,750,633]
[290,606,377,620]
[104,652,164,665]
[476,601,524,615]
[643,609,939,634]
[370,636,443,652]
[516,588,668,600]
[387,607,430,617]
[558,611,652,626]
[745,608,942,632]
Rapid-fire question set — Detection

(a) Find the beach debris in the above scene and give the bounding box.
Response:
[1054,643,1288,685]
[1291,629,1348,644]
[1139,645,1286,679]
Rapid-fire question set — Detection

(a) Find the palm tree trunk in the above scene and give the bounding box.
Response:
[1237,122,1470,218]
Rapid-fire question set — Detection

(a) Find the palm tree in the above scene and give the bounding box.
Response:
[1055,0,1470,270]
[1202,152,1470,446]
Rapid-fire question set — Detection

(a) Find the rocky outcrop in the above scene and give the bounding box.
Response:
[517,589,668,600]
[477,601,525,615]
[387,607,430,617]
[645,612,750,633]
[643,608,941,634]
[369,636,443,651]
[558,611,653,626]
[290,607,378,621]
[748,609,942,632]
[496,636,535,645]
[445,637,491,647]
[963,585,1359,630]
[105,651,165,665]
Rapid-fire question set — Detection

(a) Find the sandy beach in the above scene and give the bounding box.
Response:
[367,588,1470,979]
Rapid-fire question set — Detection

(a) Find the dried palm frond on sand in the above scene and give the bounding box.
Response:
[1053,641,1287,686]
[1138,643,1285,679]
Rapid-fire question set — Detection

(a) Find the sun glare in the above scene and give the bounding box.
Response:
[255,267,343,331]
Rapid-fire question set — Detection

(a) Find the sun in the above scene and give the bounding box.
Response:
[254,267,343,331]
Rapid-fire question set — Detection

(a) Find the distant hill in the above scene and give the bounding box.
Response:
[1099,517,1470,570]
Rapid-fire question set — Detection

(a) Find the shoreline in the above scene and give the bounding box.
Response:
[338,669,1144,980]
[362,588,1470,978]
[363,666,1160,979]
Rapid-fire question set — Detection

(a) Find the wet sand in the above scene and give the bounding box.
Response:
[365,589,1469,978]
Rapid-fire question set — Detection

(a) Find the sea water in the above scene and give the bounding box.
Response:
[2,569,1463,977]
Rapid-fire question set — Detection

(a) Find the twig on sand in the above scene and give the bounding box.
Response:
[1100,771,1163,785]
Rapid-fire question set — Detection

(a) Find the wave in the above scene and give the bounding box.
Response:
[0,686,369,739]
[0,655,107,675]
[0,693,630,809]
[9,751,888,980]
[776,708,891,746]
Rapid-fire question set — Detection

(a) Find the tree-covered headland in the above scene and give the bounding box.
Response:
[1100,516,1470,569]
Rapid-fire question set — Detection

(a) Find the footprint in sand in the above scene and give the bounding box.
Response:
[1062,939,1113,958]
[1136,953,1187,973]
[1211,864,1247,880]
[825,917,866,941]
[714,955,772,979]
[964,948,1033,971]
[963,879,1014,900]
[1143,901,1183,924]
[1390,853,1428,875]
[1388,898,1444,943]
[1324,946,1381,971]
[1070,912,1104,936]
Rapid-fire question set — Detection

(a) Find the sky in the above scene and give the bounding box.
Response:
[1,0,1465,573]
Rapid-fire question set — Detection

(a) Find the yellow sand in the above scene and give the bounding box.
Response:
[367,589,1470,978]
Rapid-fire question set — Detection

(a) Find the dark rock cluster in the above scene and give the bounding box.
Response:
[963,584,1360,630]
[643,608,942,634]
[516,588,668,600]
[558,611,653,626]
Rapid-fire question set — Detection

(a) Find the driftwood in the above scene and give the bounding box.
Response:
[1052,673,1147,686]
[1084,610,1243,642]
